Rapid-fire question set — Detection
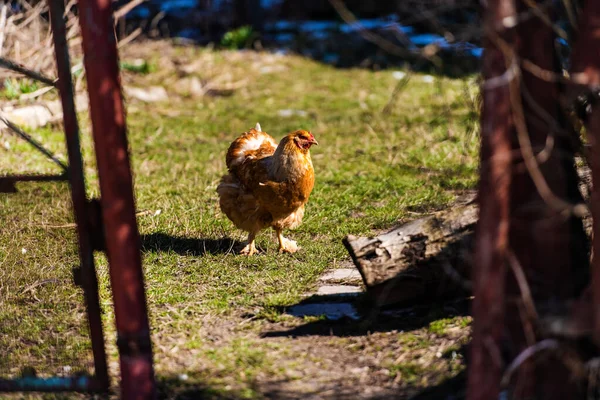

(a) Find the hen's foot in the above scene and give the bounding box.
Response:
[278,237,300,253]
[239,242,258,256]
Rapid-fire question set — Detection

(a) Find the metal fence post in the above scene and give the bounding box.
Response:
[76,0,157,398]
[48,0,110,390]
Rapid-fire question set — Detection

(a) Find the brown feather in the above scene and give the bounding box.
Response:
[217,127,316,241]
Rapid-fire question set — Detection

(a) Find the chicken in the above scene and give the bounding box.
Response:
[217,123,318,256]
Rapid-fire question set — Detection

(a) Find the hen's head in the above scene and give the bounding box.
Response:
[289,130,318,152]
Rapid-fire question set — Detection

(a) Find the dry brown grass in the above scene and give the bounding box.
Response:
[0,0,145,94]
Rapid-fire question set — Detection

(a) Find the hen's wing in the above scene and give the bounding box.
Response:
[225,125,277,172]
[217,124,278,232]
[225,125,282,201]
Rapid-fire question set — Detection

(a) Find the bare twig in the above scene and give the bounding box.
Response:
[16,3,45,31]
[562,0,578,31]
[33,9,40,45]
[489,33,589,218]
[483,58,519,90]
[0,113,67,171]
[117,27,143,49]
[21,279,62,294]
[19,85,53,100]
[41,222,77,229]
[328,0,441,66]
[510,68,589,218]
[484,336,505,370]
[500,339,561,388]
[522,0,568,40]
[382,73,412,114]
[0,3,8,56]
[0,56,56,86]
[507,249,539,326]
[521,59,568,84]
[114,0,147,22]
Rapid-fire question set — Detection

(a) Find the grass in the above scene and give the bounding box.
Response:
[2,78,39,100]
[398,333,431,349]
[388,363,426,383]
[0,41,479,397]
[120,59,157,75]
[428,316,473,336]
[220,25,255,49]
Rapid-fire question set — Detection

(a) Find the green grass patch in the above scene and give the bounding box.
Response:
[398,333,431,349]
[0,44,479,394]
[2,78,40,99]
[428,316,473,336]
[220,26,255,49]
[389,362,426,383]
[120,59,156,75]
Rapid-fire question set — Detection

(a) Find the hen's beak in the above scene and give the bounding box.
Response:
[309,138,319,145]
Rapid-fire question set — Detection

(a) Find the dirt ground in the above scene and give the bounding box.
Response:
[153,297,471,400]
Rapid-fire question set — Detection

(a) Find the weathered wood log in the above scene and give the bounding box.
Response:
[344,164,592,308]
[343,194,478,307]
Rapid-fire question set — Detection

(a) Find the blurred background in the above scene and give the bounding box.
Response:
[113,0,483,75]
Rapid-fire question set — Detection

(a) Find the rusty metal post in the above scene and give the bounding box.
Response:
[76,0,157,398]
[466,0,514,399]
[47,0,110,391]
[486,1,588,398]
[570,0,600,348]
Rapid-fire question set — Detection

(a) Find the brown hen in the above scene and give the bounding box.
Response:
[217,123,318,255]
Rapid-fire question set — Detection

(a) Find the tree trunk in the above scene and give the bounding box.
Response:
[465,2,514,397]
[500,0,589,397]
[467,0,587,398]
[570,0,600,350]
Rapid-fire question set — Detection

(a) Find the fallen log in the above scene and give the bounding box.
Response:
[344,164,592,308]
[343,194,477,308]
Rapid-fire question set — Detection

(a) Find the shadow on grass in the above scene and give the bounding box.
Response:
[140,232,244,256]
[261,296,471,338]
[158,375,411,399]
[157,375,247,400]
[261,383,404,400]
[157,368,467,399]
[156,296,470,399]
[408,370,467,400]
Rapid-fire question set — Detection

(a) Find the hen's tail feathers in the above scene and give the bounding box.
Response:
[255,122,262,132]
[225,126,277,170]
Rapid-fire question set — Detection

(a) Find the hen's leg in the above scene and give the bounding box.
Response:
[276,229,299,253]
[240,231,258,256]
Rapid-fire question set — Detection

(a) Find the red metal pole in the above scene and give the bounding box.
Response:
[467,0,514,399]
[76,0,157,398]
[47,0,109,390]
